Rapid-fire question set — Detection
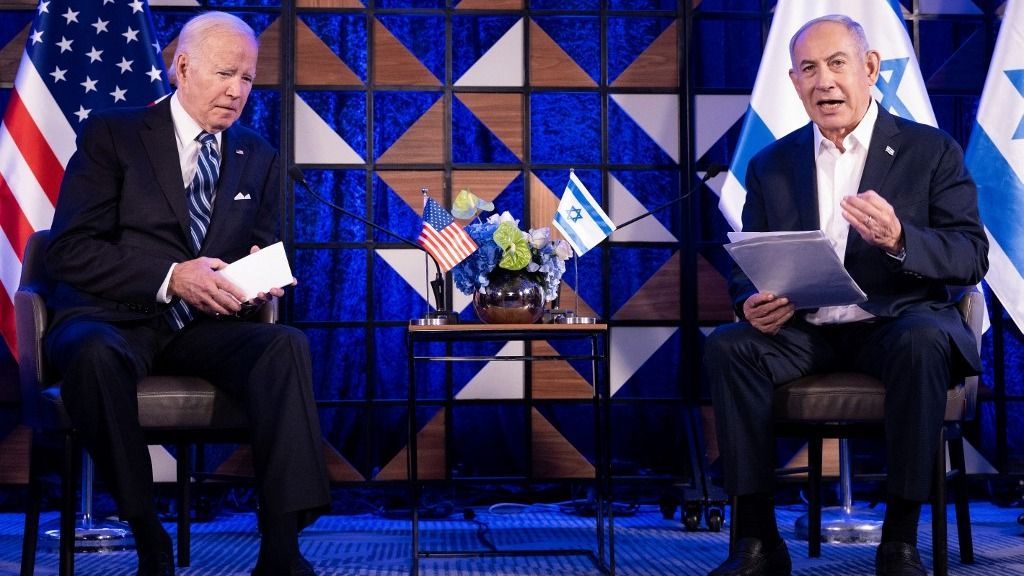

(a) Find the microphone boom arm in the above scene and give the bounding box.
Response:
[290,167,448,314]
[613,164,727,232]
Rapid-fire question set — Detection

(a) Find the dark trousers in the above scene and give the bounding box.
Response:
[45,315,330,521]
[704,310,955,502]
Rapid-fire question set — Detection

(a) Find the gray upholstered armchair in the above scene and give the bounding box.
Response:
[16,229,271,576]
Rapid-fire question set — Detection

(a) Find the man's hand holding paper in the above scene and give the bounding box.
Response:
[724,230,868,310]
[742,292,794,335]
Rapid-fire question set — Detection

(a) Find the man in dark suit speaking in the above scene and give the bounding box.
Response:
[44,11,329,576]
[704,14,988,576]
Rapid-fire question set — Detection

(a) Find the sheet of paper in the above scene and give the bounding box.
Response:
[217,241,293,301]
[724,230,867,309]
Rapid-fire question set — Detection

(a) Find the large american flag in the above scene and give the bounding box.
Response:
[0,0,169,356]
[418,196,477,273]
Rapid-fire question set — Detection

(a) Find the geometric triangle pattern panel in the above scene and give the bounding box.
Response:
[295,91,366,164]
[609,326,680,398]
[452,94,521,164]
[608,17,678,88]
[609,93,679,164]
[372,170,445,245]
[293,169,368,243]
[373,249,434,322]
[608,170,681,243]
[608,247,679,321]
[374,92,444,163]
[453,16,523,87]
[0,11,32,84]
[105,0,703,482]
[529,19,597,87]
[296,14,367,86]
[530,16,600,86]
[374,15,444,86]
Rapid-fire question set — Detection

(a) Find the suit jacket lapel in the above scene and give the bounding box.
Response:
[140,99,188,236]
[859,105,900,196]
[202,126,250,254]
[792,125,819,231]
[846,105,901,257]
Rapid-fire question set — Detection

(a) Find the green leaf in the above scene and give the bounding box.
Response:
[493,222,531,271]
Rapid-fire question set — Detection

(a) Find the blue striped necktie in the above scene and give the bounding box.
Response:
[168,131,221,330]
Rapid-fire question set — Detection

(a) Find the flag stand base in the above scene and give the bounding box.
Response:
[410,311,459,326]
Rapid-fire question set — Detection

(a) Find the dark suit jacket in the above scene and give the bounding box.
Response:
[45,96,281,327]
[732,105,989,373]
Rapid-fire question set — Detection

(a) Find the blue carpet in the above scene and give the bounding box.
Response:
[1,502,1022,575]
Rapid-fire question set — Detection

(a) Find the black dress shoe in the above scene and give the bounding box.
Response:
[708,537,791,576]
[875,542,926,576]
[251,555,316,576]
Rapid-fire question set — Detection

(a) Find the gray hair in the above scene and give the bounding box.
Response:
[168,12,258,84]
[789,14,870,61]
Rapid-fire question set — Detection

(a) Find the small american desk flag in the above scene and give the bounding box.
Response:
[418,197,477,273]
[0,0,169,356]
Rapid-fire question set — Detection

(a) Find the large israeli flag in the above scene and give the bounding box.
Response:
[966,0,1024,330]
[719,0,935,231]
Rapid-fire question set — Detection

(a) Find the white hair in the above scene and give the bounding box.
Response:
[789,14,870,61]
[168,11,257,85]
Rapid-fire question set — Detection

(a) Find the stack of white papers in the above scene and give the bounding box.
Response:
[724,230,866,309]
[217,241,294,301]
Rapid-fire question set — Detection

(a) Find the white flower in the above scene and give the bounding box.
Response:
[553,239,573,260]
[528,227,551,249]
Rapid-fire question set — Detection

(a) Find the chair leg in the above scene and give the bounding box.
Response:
[729,495,737,553]
[932,428,948,576]
[947,430,974,564]
[807,435,823,558]
[21,439,40,576]
[177,443,191,567]
[60,434,77,576]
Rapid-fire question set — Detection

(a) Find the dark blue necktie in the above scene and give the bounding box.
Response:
[168,131,221,330]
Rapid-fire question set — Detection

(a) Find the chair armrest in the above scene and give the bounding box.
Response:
[258,296,278,324]
[14,289,48,426]
[955,285,984,421]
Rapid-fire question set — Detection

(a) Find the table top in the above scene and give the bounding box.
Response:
[409,322,607,334]
[408,322,608,343]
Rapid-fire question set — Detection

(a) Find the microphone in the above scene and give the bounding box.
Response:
[289,167,454,323]
[613,163,728,231]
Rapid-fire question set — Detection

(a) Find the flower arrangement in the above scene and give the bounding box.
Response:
[449,191,572,302]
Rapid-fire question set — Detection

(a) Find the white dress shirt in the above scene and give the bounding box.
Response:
[804,100,878,325]
[156,93,224,303]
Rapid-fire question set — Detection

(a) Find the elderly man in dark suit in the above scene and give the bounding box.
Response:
[44,11,328,576]
[704,14,988,576]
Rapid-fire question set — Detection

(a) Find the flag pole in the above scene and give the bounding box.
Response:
[553,167,598,324]
[411,187,459,326]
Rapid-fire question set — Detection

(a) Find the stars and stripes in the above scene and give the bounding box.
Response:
[0,0,169,355]
[418,196,477,273]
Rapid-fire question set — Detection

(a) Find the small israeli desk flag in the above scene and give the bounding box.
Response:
[966,0,1024,330]
[553,171,616,256]
[718,0,935,231]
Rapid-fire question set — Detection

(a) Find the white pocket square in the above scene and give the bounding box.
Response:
[233,192,252,200]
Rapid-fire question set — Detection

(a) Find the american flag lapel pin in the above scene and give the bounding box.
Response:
[885,145,895,156]
[235,149,244,155]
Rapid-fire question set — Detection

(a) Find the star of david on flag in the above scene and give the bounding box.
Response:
[0,0,169,356]
[966,0,1024,330]
[717,0,935,231]
[552,171,616,257]
[418,196,477,273]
